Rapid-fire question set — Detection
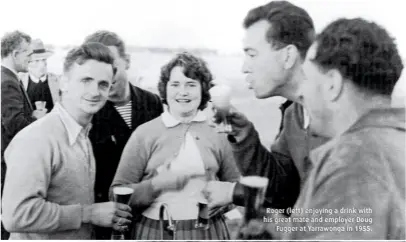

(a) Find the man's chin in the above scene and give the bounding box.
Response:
[83,103,105,114]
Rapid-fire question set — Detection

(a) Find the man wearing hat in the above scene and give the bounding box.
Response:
[19,39,61,112]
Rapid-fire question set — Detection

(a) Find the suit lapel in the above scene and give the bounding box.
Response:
[130,84,144,131]
[18,81,34,111]
[2,67,34,111]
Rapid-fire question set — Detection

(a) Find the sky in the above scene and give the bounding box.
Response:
[1,0,405,56]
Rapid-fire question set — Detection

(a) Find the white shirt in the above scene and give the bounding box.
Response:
[29,74,47,83]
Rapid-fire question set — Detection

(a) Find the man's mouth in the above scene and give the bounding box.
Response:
[84,98,101,104]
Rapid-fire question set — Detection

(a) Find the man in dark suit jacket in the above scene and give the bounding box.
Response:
[1,31,47,240]
[84,31,163,240]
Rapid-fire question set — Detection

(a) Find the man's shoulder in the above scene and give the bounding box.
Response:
[17,113,62,138]
[6,113,63,152]
[47,72,60,81]
[1,68,18,84]
[312,130,400,182]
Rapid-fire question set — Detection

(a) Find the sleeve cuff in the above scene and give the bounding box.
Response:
[232,182,246,207]
[227,182,237,204]
[59,204,82,230]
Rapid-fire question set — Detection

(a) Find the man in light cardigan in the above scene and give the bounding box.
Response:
[2,42,132,239]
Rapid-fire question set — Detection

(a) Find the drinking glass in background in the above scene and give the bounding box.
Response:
[209,85,232,133]
[35,101,46,110]
[111,186,134,240]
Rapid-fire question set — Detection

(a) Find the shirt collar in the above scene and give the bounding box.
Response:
[53,103,92,145]
[309,107,405,166]
[161,109,207,128]
[29,74,47,83]
[1,64,19,79]
[303,107,310,129]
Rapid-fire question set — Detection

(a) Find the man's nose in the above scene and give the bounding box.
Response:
[88,82,100,96]
[241,59,251,74]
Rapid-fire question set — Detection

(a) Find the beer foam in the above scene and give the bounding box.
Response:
[209,85,232,110]
[240,176,269,188]
[113,186,134,195]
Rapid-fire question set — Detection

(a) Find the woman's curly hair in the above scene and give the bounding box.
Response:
[158,52,214,110]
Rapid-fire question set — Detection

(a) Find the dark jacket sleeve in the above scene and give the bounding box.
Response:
[1,79,36,139]
[230,105,301,211]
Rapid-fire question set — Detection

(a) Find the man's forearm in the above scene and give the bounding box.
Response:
[2,199,83,233]
[230,126,301,210]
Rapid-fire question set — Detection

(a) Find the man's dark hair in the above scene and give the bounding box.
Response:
[158,52,214,110]
[83,30,126,58]
[63,42,117,75]
[1,31,31,59]
[243,1,315,59]
[313,18,404,96]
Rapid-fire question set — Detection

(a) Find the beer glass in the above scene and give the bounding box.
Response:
[111,186,134,240]
[240,176,269,224]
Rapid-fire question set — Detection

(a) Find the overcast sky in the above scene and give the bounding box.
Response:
[1,0,405,56]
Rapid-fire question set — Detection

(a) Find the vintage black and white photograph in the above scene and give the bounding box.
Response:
[1,0,405,240]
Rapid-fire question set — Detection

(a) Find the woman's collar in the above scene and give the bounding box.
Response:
[161,108,207,128]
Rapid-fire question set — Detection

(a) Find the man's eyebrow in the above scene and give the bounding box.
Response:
[82,76,94,81]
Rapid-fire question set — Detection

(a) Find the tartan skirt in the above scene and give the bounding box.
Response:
[130,214,231,240]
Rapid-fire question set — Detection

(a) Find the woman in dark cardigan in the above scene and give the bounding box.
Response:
[110,52,241,240]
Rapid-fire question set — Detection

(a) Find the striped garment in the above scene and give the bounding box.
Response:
[114,101,132,128]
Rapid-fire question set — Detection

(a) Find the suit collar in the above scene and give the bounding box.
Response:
[1,65,18,80]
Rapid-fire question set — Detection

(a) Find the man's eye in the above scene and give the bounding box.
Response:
[100,82,109,88]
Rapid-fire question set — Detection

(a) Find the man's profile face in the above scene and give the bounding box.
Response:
[107,45,129,100]
[14,40,32,72]
[63,59,113,115]
[242,20,285,99]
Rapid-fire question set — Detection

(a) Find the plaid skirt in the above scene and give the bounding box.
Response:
[130,214,231,240]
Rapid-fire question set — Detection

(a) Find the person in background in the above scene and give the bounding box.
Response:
[2,42,132,240]
[111,52,241,240]
[1,30,45,240]
[19,38,61,112]
[83,30,163,239]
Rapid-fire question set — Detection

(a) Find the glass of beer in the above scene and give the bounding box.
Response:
[195,170,215,230]
[195,201,210,230]
[209,85,232,133]
[111,186,134,240]
[240,176,269,224]
[35,101,46,110]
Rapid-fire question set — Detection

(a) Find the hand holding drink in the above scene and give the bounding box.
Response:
[35,101,46,110]
[111,186,134,240]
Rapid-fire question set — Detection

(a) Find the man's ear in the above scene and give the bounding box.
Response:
[59,74,69,92]
[283,45,299,70]
[11,50,19,60]
[124,54,131,70]
[325,69,344,101]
